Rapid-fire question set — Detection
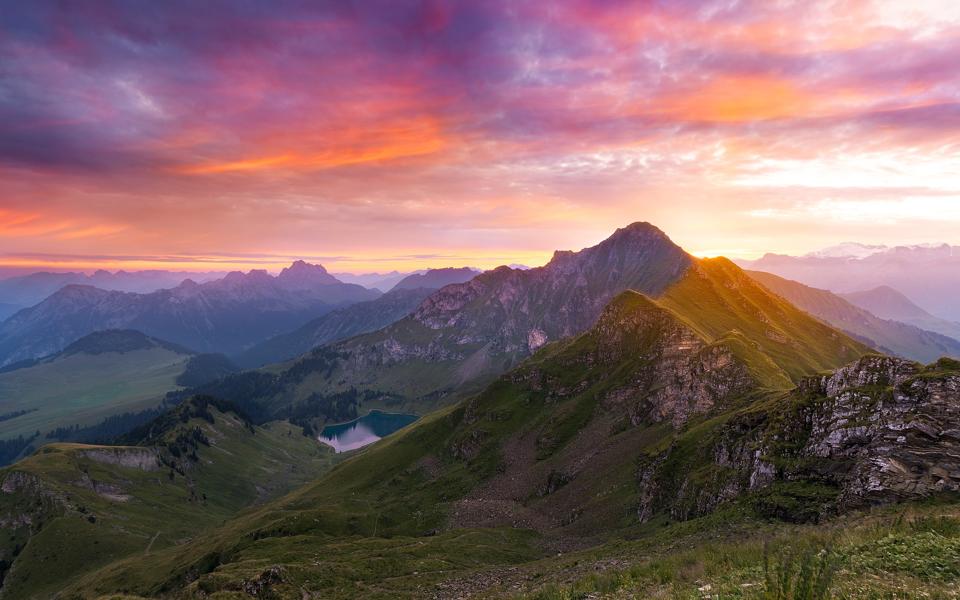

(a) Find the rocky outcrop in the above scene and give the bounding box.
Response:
[637,355,960,522]
[1,471,43,495]
[805,356,960,506]
[594,295,756,427]
[79,446,161,471]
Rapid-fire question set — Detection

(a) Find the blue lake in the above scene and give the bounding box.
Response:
[318,410,419,453]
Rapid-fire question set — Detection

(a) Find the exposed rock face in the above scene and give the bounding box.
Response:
[806,356,960,506]
[79,447,160,471]
[589,294,756,428]
[637,355,960,522]
[72,473,131,502]
[1,471,43,495]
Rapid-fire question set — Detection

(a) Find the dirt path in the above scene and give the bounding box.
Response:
[144,531,160,555]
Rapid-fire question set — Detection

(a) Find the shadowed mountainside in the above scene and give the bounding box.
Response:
[234,267,482,368]
[748,270,960,362]
[0,261,379,367]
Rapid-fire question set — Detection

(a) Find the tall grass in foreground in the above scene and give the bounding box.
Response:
[761,543,837,600]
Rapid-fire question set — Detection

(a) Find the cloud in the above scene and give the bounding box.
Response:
[747,196,960,224]
[1,0,959,268]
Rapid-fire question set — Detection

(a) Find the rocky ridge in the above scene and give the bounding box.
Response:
[637,355,960,522]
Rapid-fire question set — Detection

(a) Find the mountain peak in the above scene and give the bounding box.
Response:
[584,221,680,254]
[543,221,690,294]
[283,260,329,275]
[278,260,339,288]
[614,221,667,237]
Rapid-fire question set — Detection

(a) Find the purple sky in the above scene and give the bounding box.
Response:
[2,0,959,273]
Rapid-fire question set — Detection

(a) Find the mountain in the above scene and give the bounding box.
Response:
[181,223,867,430]
[390,267,480,291]
[332,270,417,290]
[235,269,481,368]
[0,396,335,598]
[747,271,960,362]
[0,330,239,464]
[737,243,960,320]
[234,288,435,368]
[840,285,960,340]
[0,262,380,366]
[46,292,960,599]
[0,304,20,323]
[803,242,889,259]
[0,269,226,312]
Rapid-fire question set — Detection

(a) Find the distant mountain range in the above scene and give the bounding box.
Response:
[389,267,480,291]
[737,242,960,320]
[187,223,867,426]
[235,268,482,368]
[332,270,418,291]
[747,271,960,363]
[0,261,378,367]
[0,269,227,319]
[839,285,960,341]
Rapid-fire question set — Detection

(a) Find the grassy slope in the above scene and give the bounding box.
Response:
[60,279,853,597]
[506,497,960,599]
[64,370,960,599]
[0,403,336,599]
[59,404,545,598]
[659,259,869,382]
[0,348,190,440]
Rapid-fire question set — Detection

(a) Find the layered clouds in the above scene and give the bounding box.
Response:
[1,0,959,271]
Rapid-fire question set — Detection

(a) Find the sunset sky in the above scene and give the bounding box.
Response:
[2,0,959,274]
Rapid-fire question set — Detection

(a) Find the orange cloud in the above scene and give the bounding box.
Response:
[0,209,126,240]
[56,224,128,240]
[179,117,448,175]
[181,154,295,175]
[655,75,815,122]
[0,209,42,231]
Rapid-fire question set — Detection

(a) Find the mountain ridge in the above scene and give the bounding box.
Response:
[747,271,960,362]
[174,224,867,432]
[840,285,960,341]
[737,244,960,320]
[0,263,379,366]
[235,267,483,368]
